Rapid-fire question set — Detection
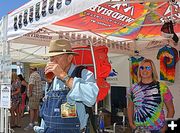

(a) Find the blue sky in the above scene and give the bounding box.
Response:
[0,0,29,19]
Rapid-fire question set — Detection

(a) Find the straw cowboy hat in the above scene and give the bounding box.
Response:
[44,39,78,57]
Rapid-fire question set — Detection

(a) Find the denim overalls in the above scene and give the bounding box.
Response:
[41,89,81,133]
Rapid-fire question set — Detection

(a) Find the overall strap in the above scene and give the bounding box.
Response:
[71,65,87,78]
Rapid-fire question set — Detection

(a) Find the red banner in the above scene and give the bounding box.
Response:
[54,2,180,40]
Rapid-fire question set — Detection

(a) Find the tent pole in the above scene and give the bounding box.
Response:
[0,15,11,133]
[87,39,98,115]
[170,1,174,22]
[0,109,4,133]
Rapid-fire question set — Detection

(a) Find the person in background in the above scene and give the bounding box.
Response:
[127,59,175,133]
[10,72,21,128]
[18,74,28,117]
[24,67,43,130]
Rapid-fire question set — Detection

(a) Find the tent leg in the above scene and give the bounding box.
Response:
[4,109,8,133]
[0,108,4,133]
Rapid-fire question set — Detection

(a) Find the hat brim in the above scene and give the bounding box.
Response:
[43,52,78,57]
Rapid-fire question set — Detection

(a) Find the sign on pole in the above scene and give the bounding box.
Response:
[0,84,11,108]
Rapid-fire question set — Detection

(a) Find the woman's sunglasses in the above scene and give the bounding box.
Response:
[139,66,151,71]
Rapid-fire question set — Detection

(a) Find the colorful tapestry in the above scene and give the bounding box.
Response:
[157,45,178,83]
[130,56,144,84]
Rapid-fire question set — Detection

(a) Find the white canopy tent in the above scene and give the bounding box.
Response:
[0,0,180,132]
[5,0,180,63]
[6,0,113,63]
[7,0,109,40]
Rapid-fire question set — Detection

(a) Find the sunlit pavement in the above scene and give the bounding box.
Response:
[12,113,35,133]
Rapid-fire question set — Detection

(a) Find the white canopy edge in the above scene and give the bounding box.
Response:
[7,0,109,41]
[10,24,130,46]
[9,42,48,63]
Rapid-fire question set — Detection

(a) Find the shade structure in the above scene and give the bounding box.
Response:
[7,0,180,41]
[1,0,179,64]
[54,1,180,40]
[7,0,109,41]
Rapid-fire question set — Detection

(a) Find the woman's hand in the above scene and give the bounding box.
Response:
[161,124,167,133]
[129,123,136,129]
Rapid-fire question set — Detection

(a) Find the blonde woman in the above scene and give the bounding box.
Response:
[127,59,175,133]
[10,72,21,128]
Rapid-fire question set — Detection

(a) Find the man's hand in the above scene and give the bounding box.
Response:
[45,62,66,80]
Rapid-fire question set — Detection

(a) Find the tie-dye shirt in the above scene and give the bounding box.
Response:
[130,56,144,84]
[128,81,173,130]
[157,46,178,83]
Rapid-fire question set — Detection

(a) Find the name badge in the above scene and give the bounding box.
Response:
[61,102,77,118]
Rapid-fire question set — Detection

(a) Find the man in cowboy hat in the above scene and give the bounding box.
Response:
[36,39,99,133]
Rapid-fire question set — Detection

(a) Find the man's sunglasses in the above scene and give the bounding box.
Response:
[139,66,151,71]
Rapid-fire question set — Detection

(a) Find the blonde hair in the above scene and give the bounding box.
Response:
[137,59,158,83]
[11,72,18,82]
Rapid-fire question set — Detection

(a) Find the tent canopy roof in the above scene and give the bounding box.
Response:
[3,0,180,63]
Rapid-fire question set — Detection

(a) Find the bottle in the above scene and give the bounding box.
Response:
[99,111,105,133]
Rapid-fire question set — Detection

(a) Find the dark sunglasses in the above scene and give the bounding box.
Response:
[139,66,151,71]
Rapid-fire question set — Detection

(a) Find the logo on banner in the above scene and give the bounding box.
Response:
[14,16,18,31]
[18,14,23,29]
[49,0,55,14]
[42,0,47,17]
[109,68,118,77]
[35,2,41,21]
[13,0,73,31]
[29,6,34,23]
[57,0,62,9]
[23,32,53,42]
[65,0,72,5]
[160,2,180,22]
[23,9,28,26]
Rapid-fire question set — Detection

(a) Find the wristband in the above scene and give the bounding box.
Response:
[62,75,70,83]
